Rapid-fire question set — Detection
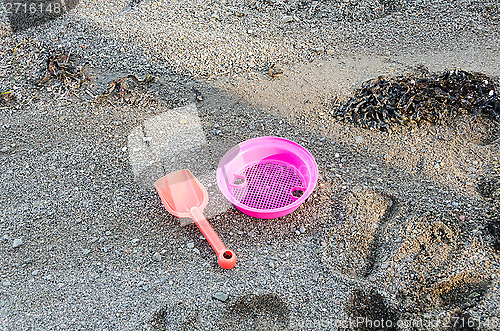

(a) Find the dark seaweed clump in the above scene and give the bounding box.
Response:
[336,69,500,131]
[37,52,89,88]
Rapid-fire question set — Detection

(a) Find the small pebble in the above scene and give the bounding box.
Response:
[269,261,275,268]
[334,153,340,158]
[381,263,388,269]
[295,230,300,235]
[32,270,40,276]
[199,235,205,240]
[0,146,10,153]
[142,136,152,142]
[2,281,11,287]
[105,231,112,236]
[212,291,229,302]
[82,249,90,255]
[187,243,195,249]
[299,226,306,234]
[153,252,162,262]
[282,15,294,23]
[160,249,168,255]
[12,238,22,248]
[2,235,9,241]
[354,136,365,144]
[131,239,140,244]
[313,273,319,281]
[193,248,200,254]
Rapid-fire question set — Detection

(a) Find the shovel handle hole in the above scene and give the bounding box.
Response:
[223,251,233,259]
[292,189,304,198]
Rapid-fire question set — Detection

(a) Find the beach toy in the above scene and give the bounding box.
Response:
[154,169,237,269]
[216,137,318,219]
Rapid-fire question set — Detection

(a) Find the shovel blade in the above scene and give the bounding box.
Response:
[154,169,208,218]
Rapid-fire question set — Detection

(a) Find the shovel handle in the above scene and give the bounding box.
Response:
[190,207,236,269]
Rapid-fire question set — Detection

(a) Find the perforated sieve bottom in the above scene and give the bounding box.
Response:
[231,162,304,210]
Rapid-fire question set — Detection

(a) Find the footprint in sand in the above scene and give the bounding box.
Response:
[150,302,199,331]
[321,186,395,278]
[222,293,289,331]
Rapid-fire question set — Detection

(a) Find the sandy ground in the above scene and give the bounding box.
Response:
[1,0,500,330]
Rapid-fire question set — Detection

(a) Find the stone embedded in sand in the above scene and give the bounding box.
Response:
[212,291,229,302]
[354,136,365,144]
[153,252,162,262]
[12,238,22,248]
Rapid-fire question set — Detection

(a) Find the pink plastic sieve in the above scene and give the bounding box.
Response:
[216,137,318,219]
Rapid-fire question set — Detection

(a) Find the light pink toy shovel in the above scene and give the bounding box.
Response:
[154,169,236,269]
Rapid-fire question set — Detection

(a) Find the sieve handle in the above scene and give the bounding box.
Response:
[190,207,237,269]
